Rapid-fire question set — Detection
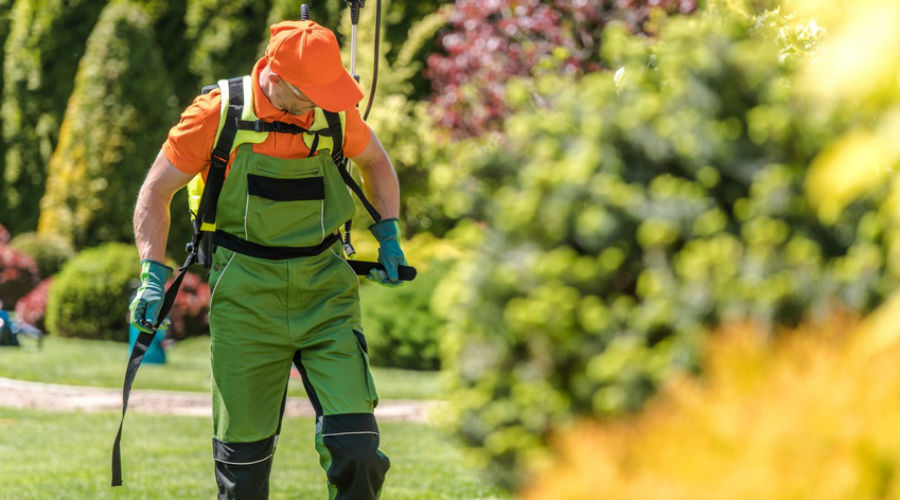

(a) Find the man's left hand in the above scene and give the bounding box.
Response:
[367,218,407,287]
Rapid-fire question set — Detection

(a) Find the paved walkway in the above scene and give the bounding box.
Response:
[0,376,439,422]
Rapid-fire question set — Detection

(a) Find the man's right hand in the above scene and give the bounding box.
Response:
[129,259,173,333]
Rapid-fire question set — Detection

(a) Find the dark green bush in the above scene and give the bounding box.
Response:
[45,243,139,340]
[8,232,74,277]
[435,5,894,488]
[185,0,271,85]
[36,1,177,248]
[360,265,445,370]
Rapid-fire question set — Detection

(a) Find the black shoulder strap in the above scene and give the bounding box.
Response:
[323,111,382,223]
[196,76,244,230]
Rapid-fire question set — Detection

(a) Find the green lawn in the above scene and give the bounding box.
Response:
[0,336,444,400]
[0,408,511,500]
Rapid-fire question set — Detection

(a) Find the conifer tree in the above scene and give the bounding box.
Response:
[1,0,105,232]
[38,1,177,248]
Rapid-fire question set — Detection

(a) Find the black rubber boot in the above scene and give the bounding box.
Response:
[321,413,391,500]
[213,436,276,500]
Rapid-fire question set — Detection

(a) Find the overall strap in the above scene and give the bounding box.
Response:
[111,264,189,486]
[113,77,245,487]
[323,110,382,223]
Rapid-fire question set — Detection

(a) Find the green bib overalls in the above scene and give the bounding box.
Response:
[204,80,389,500]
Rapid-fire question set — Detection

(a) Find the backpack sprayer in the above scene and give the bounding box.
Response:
[112,1,411,486]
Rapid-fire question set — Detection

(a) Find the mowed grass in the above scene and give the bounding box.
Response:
[0,408,511,500]
[0,335,443,400]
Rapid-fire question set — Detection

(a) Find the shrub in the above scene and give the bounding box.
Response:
[435,2,895,487]
[360,264,446,370]
[167,270,210,339]
[36,1,177,248]
[8,232,74,277]
[14,277,53,330]
[0,0,105,233]
[0,243,40,308]
[45,243,139,340]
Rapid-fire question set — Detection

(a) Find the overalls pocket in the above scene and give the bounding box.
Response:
[353,329,380,408]
[208,247,236,308]
[244,162,327,247]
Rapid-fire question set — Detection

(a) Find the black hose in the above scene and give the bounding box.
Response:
[363,0,381,120]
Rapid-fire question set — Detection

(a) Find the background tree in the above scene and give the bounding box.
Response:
[37,1,177,248]
[0,0,106,233]
[0,0,13,196]
[184,0,271,86]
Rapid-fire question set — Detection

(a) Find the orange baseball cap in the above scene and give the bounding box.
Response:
[265,20,363,112]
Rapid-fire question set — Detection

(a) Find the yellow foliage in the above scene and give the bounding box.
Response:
[806,120,900,223]
[523,299,900,500]
[793,0,900,221]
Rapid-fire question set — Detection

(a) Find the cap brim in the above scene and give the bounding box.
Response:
[298,70,364,113]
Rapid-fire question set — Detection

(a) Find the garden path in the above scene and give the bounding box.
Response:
[0,376,439,422]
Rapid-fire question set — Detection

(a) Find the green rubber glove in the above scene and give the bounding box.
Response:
[129,259,173,333]
[368,218,407,287]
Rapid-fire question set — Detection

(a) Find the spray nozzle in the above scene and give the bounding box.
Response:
[346,0,364,25]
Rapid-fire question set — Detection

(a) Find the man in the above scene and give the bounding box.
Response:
[129,20,405,500]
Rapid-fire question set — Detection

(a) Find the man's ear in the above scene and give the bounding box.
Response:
[266,69,281,86]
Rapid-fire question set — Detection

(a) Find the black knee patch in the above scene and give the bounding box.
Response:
[213,436,276,500]
[322,413,390,500]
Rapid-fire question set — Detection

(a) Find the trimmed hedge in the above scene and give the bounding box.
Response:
[8,232,74,277]
[45,243,139,340]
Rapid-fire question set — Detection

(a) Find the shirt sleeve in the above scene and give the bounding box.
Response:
[342,106,372,158]
[162,90,222,176]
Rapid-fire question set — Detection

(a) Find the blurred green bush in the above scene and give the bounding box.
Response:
[360,264,445,370]
[435,3,895,487]
[46,243,138,340]
[8,232,74,277]
[36,1,177,248]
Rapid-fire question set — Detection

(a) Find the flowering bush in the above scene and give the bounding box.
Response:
[166,270,210,339]
[0,243,41,308]
[14,277,53,330]
[426,0,697,137]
